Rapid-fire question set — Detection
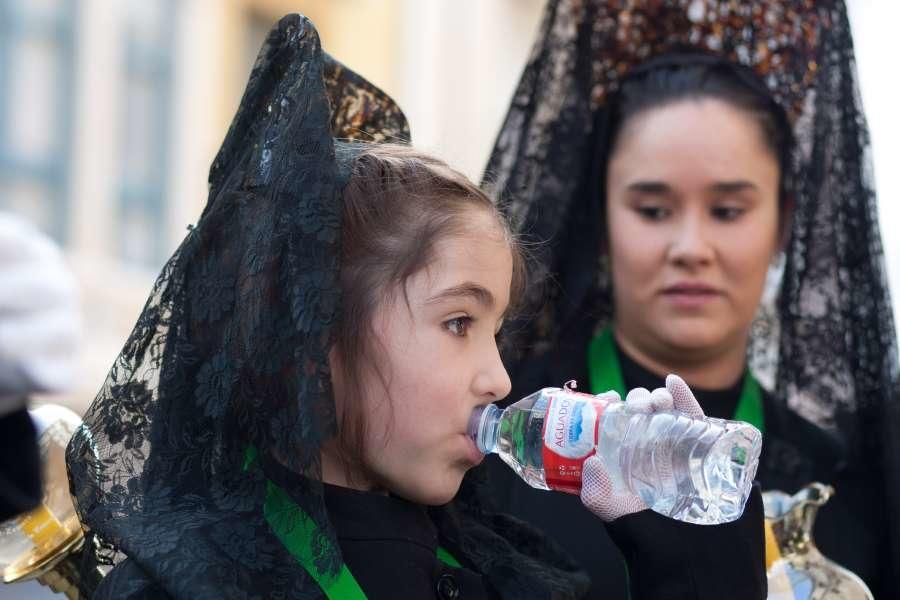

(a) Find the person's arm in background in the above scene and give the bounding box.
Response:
[0,213,81,521]
[581,376,767,599]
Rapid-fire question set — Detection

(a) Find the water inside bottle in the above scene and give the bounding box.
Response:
[597,406,761,524]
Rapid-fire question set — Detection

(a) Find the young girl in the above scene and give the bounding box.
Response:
[66,15,763,599]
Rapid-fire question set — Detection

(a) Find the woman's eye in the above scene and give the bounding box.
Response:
[711,206,745,221]
[445,316,473,337]
[636,206,670,221]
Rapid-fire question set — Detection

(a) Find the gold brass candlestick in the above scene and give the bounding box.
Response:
[1,405,99,599]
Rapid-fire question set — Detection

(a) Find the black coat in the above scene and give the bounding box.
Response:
[94,472,765,600]
[324,483,764,600]
[490,320,887,599]
[481,456,766,599]
[94,477,762,599]
[94,483,494,600]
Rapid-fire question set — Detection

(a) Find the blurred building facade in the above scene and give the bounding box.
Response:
[0,0,896,417]
[0,0,544,414]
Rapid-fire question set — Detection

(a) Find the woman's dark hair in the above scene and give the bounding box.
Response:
[332,143,525,477]
[604,53,794,217]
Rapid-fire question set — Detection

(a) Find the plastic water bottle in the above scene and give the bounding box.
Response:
[468,386,762,525]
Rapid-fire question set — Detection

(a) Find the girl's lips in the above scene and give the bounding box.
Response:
[463,434,485,466]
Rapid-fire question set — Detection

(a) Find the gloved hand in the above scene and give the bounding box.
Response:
[0,213,81,415]
[580,374,703,522]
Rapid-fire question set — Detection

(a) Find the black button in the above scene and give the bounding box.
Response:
[436,573,460,599]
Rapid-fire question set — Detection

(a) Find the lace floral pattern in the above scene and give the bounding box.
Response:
[483,0,900,582]
[67,14,589,599]
[66,15,354,597]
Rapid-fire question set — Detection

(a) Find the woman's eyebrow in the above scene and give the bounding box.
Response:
[626,181,672,195]
[626,181,759,195]
[710,180,758,194]
[426,283,495,310]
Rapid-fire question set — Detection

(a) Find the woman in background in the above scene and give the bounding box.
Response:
[473,1,900,598]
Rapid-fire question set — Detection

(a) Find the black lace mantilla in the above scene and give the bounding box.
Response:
[66,14,588,599]
[66,15,344,597]
[481,0,900,583]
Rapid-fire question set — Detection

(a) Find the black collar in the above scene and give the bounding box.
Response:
[614,339,744,420]
[323,483,439,552]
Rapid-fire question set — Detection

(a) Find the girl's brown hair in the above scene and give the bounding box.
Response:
[331,143,525,476]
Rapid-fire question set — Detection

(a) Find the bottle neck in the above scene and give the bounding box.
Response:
[469,404,501,454]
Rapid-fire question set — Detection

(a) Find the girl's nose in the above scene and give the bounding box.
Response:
[472,342,512,402]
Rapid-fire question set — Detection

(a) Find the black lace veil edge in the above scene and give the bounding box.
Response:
[65,14,403,596]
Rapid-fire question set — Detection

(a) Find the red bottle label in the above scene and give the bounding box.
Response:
[541,390,606,494]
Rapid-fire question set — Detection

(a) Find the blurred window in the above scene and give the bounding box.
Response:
[0,0,76,241]
[118,0,177,267]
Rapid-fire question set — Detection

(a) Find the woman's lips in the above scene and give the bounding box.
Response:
[661,284,722,308]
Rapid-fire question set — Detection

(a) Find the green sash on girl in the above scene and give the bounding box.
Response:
[243,446,462,599]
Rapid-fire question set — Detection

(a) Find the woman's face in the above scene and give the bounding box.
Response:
[605,98,780,366]
[338,208,513,505]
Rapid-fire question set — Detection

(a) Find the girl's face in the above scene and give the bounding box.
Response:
[340,208,513,505]
[605,99,781,366]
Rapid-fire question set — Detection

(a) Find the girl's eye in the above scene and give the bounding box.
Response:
[636,205,671,221]
[445,316,473,337]
[711,206,745,221]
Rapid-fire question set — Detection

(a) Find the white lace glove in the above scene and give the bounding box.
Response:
[580,375,704,522]
[0,213,81,416]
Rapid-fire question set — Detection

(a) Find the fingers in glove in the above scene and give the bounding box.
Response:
[666,374,705,418]
[648,387,674,411]
[595,390,622,404]
[625,387,674,413]
[581,455,647,522]
[624,387,651,412]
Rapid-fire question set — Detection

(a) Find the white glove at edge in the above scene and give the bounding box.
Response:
[0,213,81,416]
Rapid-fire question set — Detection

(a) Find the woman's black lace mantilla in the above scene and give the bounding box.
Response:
[480,0,900,583]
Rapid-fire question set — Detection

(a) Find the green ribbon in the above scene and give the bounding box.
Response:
[587,328,764,599]
[243,446,463,599]
[587,327,765,430]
